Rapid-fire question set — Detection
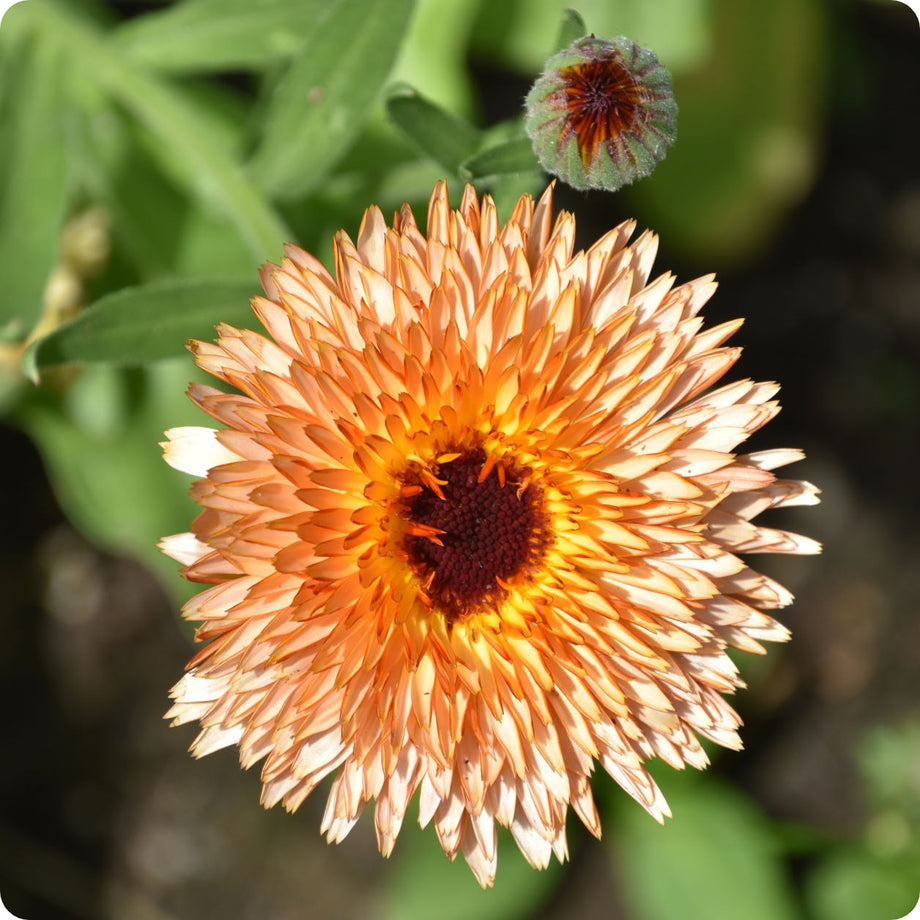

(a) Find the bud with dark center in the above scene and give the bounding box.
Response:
[525,35,678,192]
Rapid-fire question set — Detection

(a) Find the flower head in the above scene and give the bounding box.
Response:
[525,35,678,192]
[162,182,819,885]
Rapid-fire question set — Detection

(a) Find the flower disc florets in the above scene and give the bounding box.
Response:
[525,35,678,191]
[399,447,550,624]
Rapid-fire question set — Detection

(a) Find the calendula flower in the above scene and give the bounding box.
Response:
[162,182,819,886]
[525,35,678,192]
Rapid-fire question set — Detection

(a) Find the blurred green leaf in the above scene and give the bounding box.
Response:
[173,201,265,278]
[806,849,920,920]
[33,0,290,263]
[385,818,563,920]
[114,0,327,73]
[460,137,538,180]
[802,719,920,920]
[472,0,711,75]
[859,719,920,813]
[26,278,258,377]
[611,773,803,920]
[388,0,483,116]
[247,0,413,200]
[66,94,190,280]
[386,84,481,176]
[626,0,826,264]
[66,68,254,281]
[16,360,206,597]
[0,3,69,334]
[554,8,587,51]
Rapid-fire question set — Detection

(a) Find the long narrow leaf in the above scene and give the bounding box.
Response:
[386,84,481,176]
[247,0,413,200]
[0,5,69,332]
[33,0,290,263]
[554,8,587,51]
[114,0,328,73]
[26,278,258,377]
[460,137,538,181]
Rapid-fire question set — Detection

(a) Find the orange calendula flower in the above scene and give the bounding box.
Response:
[162,182,819,886]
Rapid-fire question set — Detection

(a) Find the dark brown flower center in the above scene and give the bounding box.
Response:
[402,449,547,623]
[560,56,645,164]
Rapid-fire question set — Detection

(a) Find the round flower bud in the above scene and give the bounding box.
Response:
[525,35,678,192]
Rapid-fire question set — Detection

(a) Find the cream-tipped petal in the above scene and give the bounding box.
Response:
[158,532,210,566]
[162,426,240,477]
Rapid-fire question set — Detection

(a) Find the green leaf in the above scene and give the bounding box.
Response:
[472,0,711,75]
[26,278,258,377]
[806,849,920,920]
[626,0,827,263]
[172,200,264,278]
[554,8,587,52]
[65,67,254,281]
[386,84,481,176]
[460,137,538,180]
[0,3,69,334]
[16,360,208,600]
[384,818,563,920]
[247,0,413,200]
[114,0,328,73]
[66,95,191,280]
[611,773,803,920]
[32,0,290,263]
[387,0,483,117]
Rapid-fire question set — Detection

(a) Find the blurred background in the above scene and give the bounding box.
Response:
[0,0,918,918]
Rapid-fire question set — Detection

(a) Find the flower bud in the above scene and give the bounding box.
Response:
[525,35,678,192]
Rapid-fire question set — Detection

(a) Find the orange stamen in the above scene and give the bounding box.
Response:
[477,453,499,483]
[404,523,445,546]
[420,468,448,500]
